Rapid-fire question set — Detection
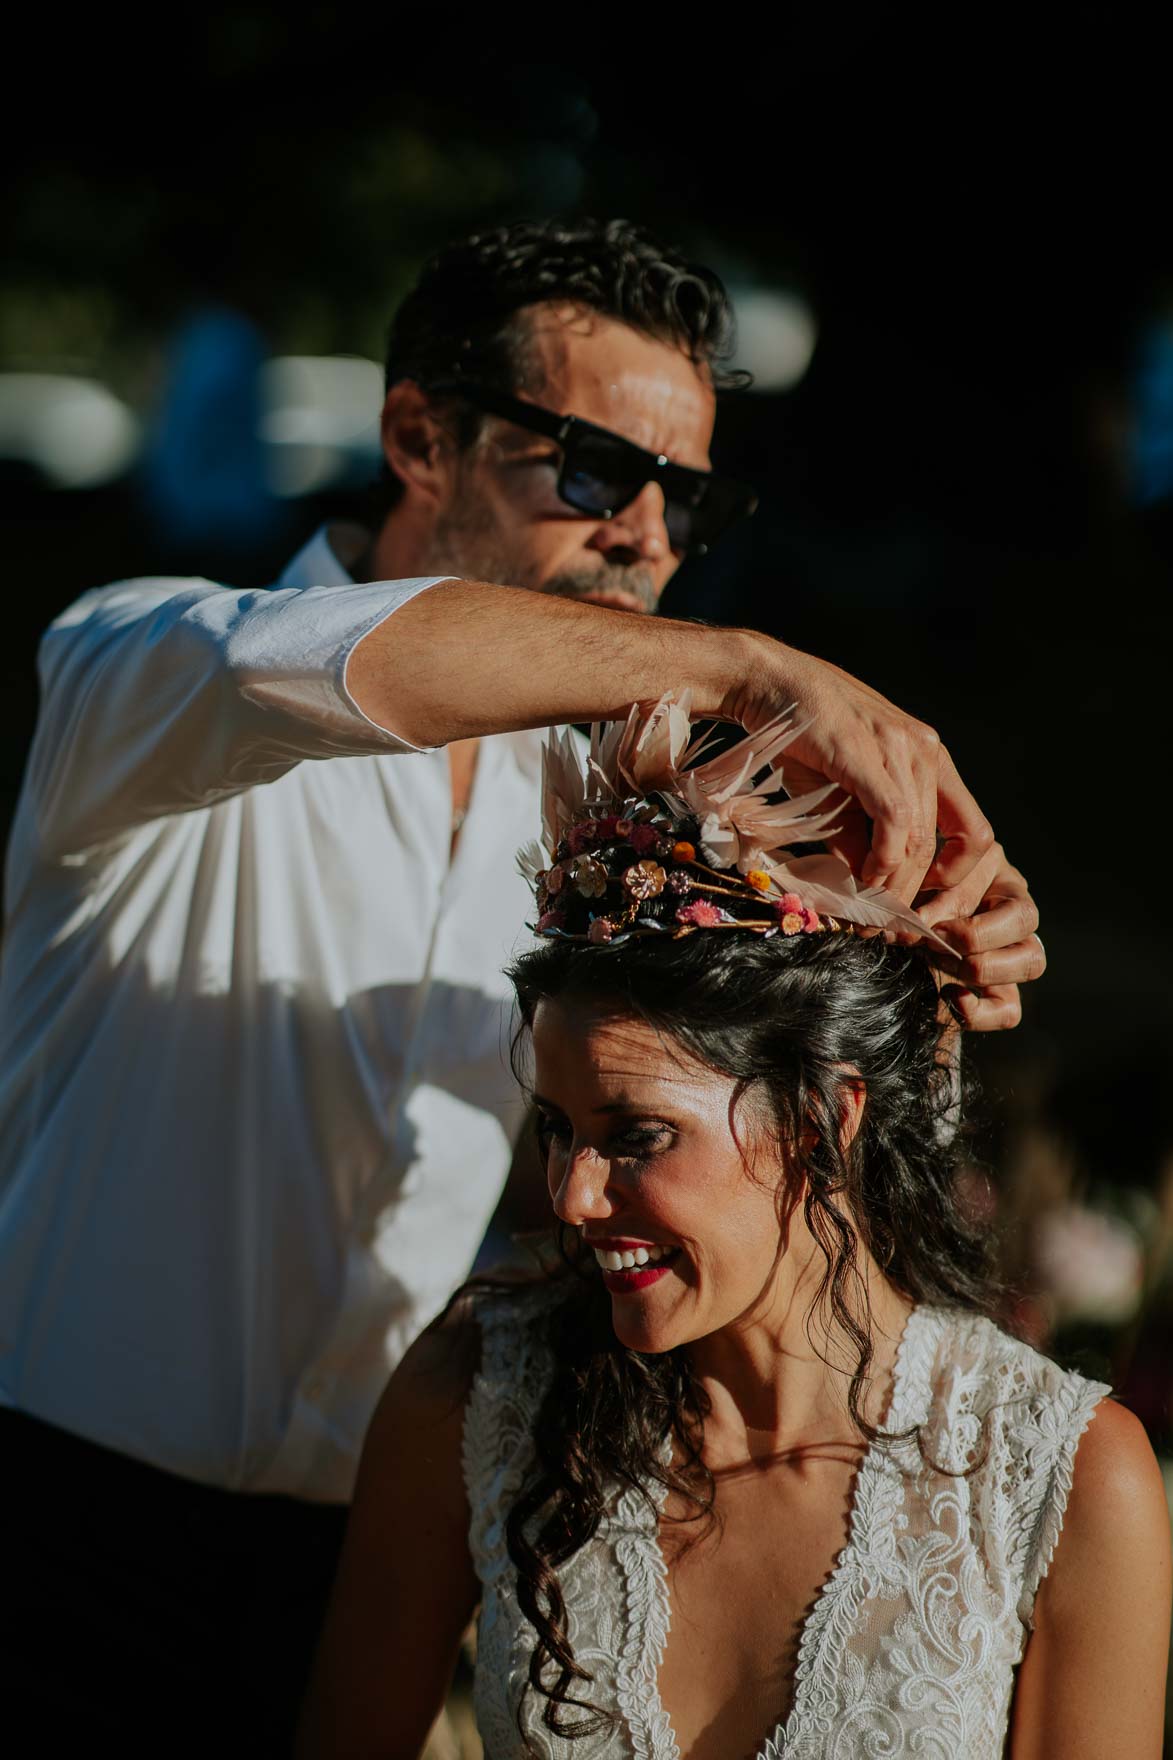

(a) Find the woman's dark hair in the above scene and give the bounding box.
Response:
[378,217,743,509]
[495,928,999,1744]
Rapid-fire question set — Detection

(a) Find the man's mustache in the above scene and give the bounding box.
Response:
[542,566,659,614]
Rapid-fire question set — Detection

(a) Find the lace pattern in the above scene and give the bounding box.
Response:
[462,1296,1109,1758]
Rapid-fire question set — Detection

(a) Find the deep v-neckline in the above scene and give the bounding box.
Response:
[634,1305,931,1760]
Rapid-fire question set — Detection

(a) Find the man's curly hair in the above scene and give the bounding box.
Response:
[378,217,742,508]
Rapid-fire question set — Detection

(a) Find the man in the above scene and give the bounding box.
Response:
[0,219,1040,1750]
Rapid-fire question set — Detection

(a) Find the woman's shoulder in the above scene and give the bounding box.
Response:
[913,1304,1111,1451]
[1051,1395,1168,1580]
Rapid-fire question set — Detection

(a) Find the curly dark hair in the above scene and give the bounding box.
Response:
[492,928,1001,1745]
[378,217,742,509]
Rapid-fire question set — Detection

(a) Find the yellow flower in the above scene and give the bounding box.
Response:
[780,911,804,936]
[671,840,696,864]
[746,869,771,893]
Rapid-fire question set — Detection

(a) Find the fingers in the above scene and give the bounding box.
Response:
[855,721,942,904]
[919,744,995,894]
[923,849,1043,1030]
[935,932,1047,993]
[916,840,1005,929]
[940,982,1024,1033]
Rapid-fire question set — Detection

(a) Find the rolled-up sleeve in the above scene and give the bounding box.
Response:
[30,573,449,854]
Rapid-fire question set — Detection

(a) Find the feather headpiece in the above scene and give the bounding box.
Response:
[519,693,945,948]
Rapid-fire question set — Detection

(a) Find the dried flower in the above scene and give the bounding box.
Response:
[671,840,696,864]
[628,824,662,856]
[666,870,691,894]
[614,819,635,839]
[778,891,804,914]
[780,911,804,936]
[537,909,566,932]
[570,856,608,898]
[676,900,723,928]
[567,815,621,856]
[802,907,821,934]
[588,917,614,944]
[546,864,566,895]
[746,869,772,893]
[622,860,666,900]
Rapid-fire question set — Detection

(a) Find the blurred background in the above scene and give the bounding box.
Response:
[3,15,1172,1749]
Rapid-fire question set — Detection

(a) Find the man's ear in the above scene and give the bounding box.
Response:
[380,381,456,506]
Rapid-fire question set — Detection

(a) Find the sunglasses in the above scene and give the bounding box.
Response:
[428,379,758,558]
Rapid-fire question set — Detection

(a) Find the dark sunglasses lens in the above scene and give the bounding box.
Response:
[671,475,757,555]
[559,432,645,518]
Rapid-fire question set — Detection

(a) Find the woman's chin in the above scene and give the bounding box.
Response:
[610,1303,691,1355]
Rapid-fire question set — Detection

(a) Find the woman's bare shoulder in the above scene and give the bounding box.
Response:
[1061,1398,1168,1562]
[365,1293,485,1450]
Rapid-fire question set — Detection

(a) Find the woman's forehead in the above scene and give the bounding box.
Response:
[531,995,724,1095]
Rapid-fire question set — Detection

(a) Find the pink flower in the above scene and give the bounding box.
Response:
[778,892,804,914]
[676,900,723,928]
[545,864,566,895]
[801,907,822,934]
[588,917,614,943]
[566,820,600,856]
[629,824,662,856]
[537,909,566,932]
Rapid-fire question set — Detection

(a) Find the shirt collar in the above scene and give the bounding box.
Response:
[276,522,370,592]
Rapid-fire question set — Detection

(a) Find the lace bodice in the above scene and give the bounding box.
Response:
[462,1293,1109,1758]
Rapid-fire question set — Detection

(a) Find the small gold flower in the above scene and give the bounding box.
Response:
[571,856,608,898]
[746,869,772,893]
[622,860,667,901]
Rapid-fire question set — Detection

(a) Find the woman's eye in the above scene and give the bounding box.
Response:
[613,1126,674,1157]
[536,1113,571,1147]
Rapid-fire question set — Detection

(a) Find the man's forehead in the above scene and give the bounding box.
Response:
[517,301,716,467]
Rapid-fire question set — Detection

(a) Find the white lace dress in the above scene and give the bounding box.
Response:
[462,1292,1109,1758]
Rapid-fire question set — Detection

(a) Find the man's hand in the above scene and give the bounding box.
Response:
[728,640,996,908]
[917,845,1044,1032]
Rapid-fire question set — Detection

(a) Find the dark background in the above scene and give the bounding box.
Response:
[3,20,1171,1215]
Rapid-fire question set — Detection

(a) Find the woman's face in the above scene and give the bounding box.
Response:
[531,995,793,1355]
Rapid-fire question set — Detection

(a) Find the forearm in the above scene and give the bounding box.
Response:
[346,577,760,746]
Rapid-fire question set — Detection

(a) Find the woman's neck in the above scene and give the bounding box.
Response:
[685,1234,913,1465]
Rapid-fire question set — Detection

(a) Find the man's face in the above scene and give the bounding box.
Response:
[424,303,717,613]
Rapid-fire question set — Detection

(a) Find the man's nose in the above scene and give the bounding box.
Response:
[551,1146,615,1227]
[588,480,671,567]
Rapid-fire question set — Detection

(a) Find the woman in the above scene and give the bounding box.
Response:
[299,700,1171,1758]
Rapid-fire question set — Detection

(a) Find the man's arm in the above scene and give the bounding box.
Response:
[348,576,992,909]
[28,573,444,855]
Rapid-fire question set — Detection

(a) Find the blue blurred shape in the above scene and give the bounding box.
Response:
[141,307,282,546]
[1132,318,1173,507]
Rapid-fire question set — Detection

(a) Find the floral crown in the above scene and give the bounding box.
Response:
[518,693,942,948]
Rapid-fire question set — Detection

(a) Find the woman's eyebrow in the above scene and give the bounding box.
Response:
[532,1092,675,1116]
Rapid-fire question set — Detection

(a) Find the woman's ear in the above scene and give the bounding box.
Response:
[838,1070,866,1154]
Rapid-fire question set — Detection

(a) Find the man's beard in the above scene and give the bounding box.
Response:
[430,503,658,615]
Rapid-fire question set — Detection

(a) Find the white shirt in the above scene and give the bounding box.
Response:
[0,527,544,1501]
